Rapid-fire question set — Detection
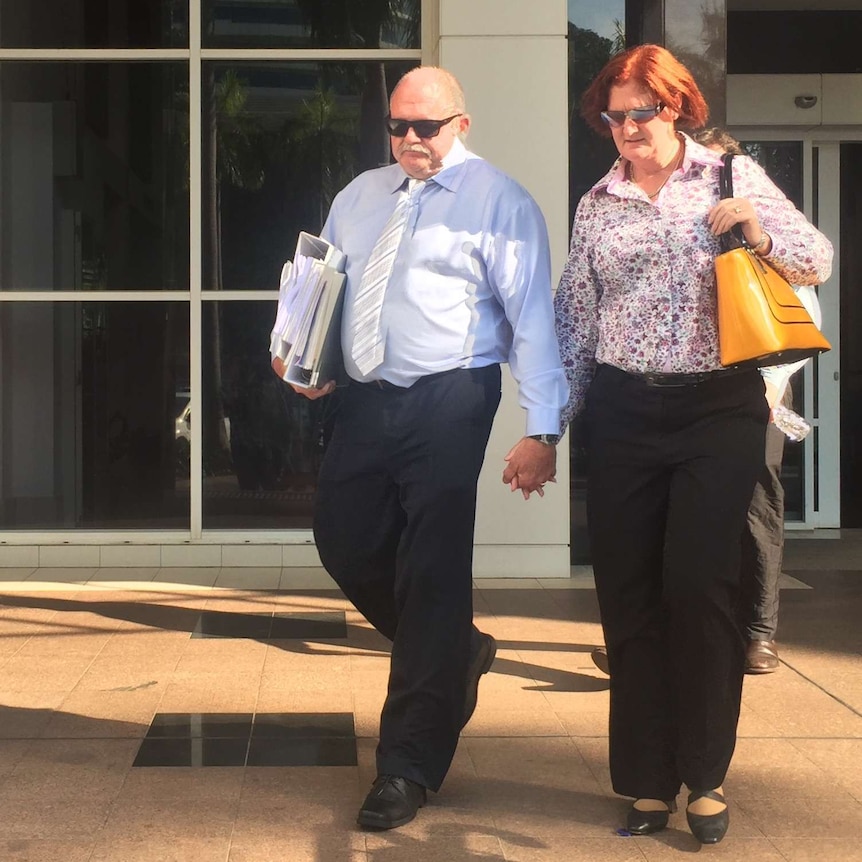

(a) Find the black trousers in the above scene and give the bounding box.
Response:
[584,364,768,799]
[313,365,501,792]
[740,389,790,641]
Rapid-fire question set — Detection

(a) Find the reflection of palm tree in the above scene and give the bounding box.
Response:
[612,18,625,55]
[292,85,358,227]
[294,0,420,173]
[202,68,266,465]
[568,23,619,212]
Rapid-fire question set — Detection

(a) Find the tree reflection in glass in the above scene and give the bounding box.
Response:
[199,60,416,528]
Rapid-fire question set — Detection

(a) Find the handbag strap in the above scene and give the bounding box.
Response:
[718,153,746,253]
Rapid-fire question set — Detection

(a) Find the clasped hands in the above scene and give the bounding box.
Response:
[502,437,557,500]
[274,358,557,500]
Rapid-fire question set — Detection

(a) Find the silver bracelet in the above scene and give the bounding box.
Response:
[751,232,770,254]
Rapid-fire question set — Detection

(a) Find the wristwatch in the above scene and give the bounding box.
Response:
[528,434,559,446]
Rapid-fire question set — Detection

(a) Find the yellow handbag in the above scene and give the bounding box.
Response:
[715,154,830,369]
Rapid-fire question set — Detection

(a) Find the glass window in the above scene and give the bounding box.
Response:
[0,302,190,529]
[729,11,862,75]
[568,1,625,219]
[0,0,188,48]
[0,63,190,293]
[201,61,415,292]
[201,300,339,529]
[567,0,625,563]
[203,0,419,50]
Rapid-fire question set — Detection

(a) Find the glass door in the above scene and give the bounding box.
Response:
[732,136,842,527]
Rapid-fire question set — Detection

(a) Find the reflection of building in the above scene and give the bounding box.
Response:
[0,1,860,574]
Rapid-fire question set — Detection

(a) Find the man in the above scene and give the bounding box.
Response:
[281,66,567,830]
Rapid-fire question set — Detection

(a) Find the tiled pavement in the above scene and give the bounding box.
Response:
[0,535,859,861]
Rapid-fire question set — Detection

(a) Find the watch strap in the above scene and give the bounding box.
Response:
[528,433,559,446]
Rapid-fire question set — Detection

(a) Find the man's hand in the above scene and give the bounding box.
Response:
[272,357,335,400]
[289,380,336,400]
[502,437,557,500]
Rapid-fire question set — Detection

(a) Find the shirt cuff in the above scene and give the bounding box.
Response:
[525,408,563,439]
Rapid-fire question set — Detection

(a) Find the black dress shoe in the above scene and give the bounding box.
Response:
[626,799,676,835]
[462,631,497,727]
[686,789,729,844]
[357,775,427,830]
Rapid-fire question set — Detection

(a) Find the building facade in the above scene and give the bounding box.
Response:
[0,0,859,575]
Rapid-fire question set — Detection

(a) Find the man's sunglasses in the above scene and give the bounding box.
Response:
[600,103,664,129]
[385,114,462,138]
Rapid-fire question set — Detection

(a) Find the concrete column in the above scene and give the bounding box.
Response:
[435,0,571,578]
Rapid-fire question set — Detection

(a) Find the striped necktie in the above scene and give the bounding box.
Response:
[350,178,423,375]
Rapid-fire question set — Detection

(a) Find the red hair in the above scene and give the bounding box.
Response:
[580,44,709,137]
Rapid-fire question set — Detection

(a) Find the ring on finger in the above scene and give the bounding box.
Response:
[733,205,741,213]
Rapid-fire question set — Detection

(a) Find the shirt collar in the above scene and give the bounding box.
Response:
[591,132,726,199]
[388,137,472,194]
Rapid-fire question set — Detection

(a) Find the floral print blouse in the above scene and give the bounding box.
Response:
[553,134,834,430]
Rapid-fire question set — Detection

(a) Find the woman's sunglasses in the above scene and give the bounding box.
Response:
[600,103,664,129]
[385,114,462,138]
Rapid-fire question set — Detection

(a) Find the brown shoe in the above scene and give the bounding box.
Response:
[745,639,780,674]
[590,646,610,676]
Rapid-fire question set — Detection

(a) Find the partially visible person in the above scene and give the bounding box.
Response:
[694,127,824,675]
[555,44,833,844]
[283,66,567,831]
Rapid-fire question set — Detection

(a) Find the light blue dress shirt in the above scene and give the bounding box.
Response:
[321,139,567,436]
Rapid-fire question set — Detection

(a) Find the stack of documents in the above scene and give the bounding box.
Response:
[270,232,347,389]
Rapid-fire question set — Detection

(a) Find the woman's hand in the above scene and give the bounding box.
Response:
[502,437,557,500]
[707,197,771,253]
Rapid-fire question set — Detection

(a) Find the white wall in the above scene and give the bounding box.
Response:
[435,0,571,577]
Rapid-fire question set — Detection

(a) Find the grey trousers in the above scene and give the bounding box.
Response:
[739,388,792,641]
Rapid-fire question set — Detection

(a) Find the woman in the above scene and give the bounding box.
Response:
[555,45,832,844]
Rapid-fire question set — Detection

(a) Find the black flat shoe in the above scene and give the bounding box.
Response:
[626,799,677,835]
[357,775,427,830]
[462,631,497,727]
[686,789,729,844]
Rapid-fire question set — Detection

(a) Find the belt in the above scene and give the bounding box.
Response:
[352,367,466,392]
[601,364,750,388]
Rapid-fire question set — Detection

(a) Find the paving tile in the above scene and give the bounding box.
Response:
[0,693,65,739]
[637,836,786,860]
[98,797,237,841]
[40,689,162,738]
[499,835,647,861]
[118,765,246,801]
[464,737,602,794]
[0,656,92,691]
[735,795,862,838]
[5,738,139,798]
[460,707,568,738]
[365,831,505,859]
[91,838,231,862]
[230,838,366,862]
[133,737,250,767]
[0,794,114,839]
[771,838,862,861]
[0,840,94,862]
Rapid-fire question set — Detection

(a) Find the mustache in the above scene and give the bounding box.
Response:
[398,143,431,156]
